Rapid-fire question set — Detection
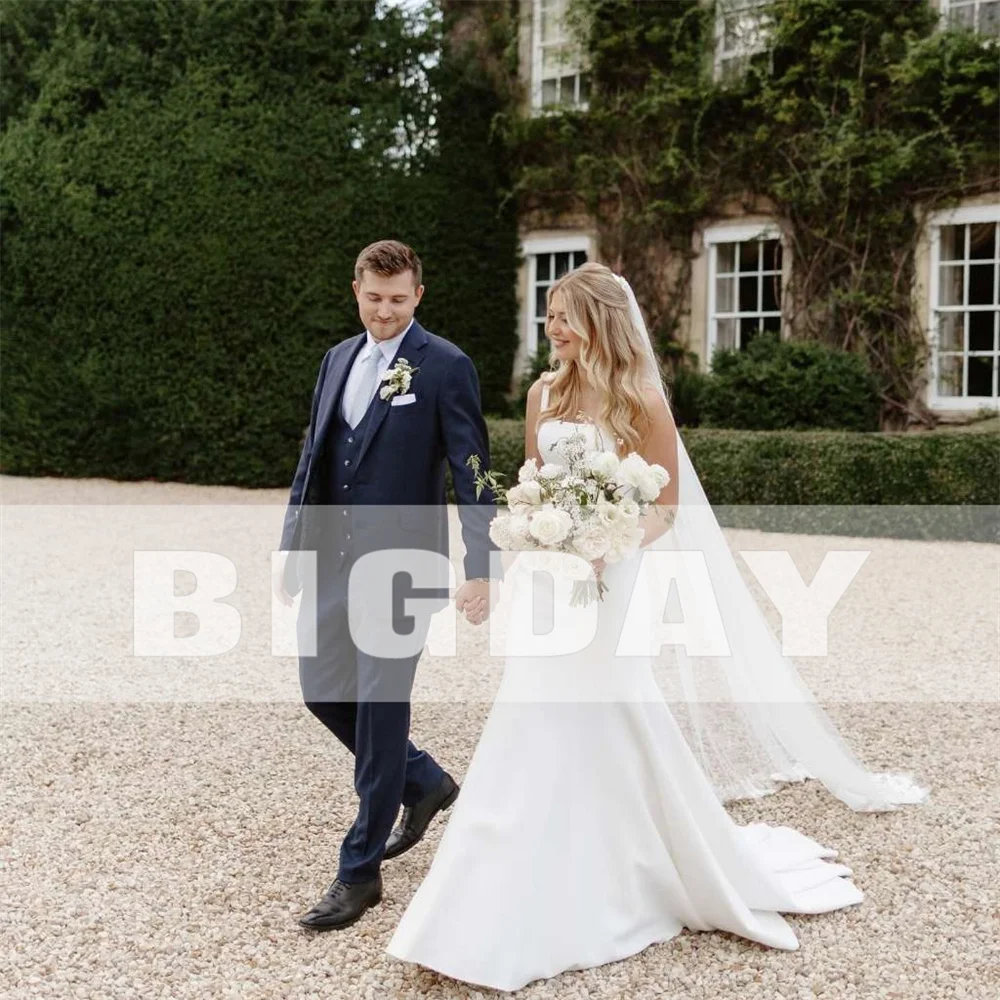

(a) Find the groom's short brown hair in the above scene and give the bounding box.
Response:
[354,240,423,287]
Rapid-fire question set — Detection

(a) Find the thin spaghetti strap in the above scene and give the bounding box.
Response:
[539,373,551,410]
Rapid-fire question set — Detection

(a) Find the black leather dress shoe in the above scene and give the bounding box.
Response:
[297,875,382,931]
[384,773,460,860]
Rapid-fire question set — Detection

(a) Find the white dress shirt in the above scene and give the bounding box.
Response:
[341,318,414,424]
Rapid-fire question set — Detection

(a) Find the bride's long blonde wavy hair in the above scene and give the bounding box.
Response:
[537,262,661,454]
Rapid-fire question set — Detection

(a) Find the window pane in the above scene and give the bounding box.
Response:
[560,75,576,106]
[537,322,547,348]
[982,1,1000,36]
[937,354,964,397]
[535,285,548,319]
[761,273,780,313]
[738,240,758,271]
[761,314,781,334]
[716,318,737,352]
[541,78,558,107]
[939,225,965,262]
[739,275,758,312]
[572,250,588,268]
[536,254,550,282]
[716,243,736,274]
[554,251,570,278]
[762,239,782,272]
[715,276,734,313]
[578,72,591,104]
[949,2,977,29]
[969,309,997,351]
[938,312,965,351]
[967,355,995,397]
[740,316,760,348]
[938,265,965,306]
[970,222,997,261]
[968,263,996,306]
[540,7,558,45]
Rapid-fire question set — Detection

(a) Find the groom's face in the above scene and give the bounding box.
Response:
[353,268,424,341]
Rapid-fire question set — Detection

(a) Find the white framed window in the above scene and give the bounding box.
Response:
[532,0,590,110]
[928,204,1000,409]
[522,235,590,357]
[940,0,1000,36]
[704,222,783,361]
[714,0,773,83]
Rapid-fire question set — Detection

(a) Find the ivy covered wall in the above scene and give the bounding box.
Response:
[505,0,999,427]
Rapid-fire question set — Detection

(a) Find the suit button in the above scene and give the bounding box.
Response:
[342,509,348,516]
[346,534,351,540]
[339,551,345,557]
[344,460,350,466]
[347,436,354,444]
[342,484,350,490]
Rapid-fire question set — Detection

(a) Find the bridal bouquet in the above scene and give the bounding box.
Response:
[467,429,671,606]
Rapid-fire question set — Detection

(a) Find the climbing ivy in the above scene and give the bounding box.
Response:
[502,0,999,427]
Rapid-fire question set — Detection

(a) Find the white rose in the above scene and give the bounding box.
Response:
[587,451,620,479]
[518,458,539,483]
[528,506,573,546]
[537,463,565,481]
[507,480,543,507]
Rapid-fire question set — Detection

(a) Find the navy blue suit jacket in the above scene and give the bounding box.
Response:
[279,320,500,586]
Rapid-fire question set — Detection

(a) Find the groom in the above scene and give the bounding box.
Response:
[274,240,500,931]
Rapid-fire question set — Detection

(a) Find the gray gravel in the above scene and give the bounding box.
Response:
[1,475,998,999]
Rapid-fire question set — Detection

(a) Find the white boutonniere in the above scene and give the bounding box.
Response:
[379,356,419,401]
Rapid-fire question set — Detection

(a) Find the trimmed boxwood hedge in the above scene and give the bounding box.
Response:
[461,420,1000,541]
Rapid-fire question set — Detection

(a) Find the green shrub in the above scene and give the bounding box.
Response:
[464,418,1000,541]
[699,334,881,431]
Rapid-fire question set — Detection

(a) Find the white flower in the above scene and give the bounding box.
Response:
[379,357,418,400]
[537,463,565,481]
[573,523,611,561]
[618,452,663,502]
[603,526,645,563]
[518,458,539,483]
[528,506,573,546]
[508,514,534,548]
[489,515,512,549]
[650,463,671,489]
[587,451,620,479]
[594,498,628,527]
[619,499,641,521]
[507,480,543,507]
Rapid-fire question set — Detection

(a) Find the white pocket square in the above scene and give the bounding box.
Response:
[391,393,417,406]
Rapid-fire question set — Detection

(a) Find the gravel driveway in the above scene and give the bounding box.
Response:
[2,476,997,999]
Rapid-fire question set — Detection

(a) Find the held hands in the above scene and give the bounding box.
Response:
[455,578,496,626]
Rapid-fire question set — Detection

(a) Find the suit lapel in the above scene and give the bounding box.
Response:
[355,320,429,470]
[313,333,367,448]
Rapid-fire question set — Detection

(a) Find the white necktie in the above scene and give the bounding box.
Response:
[345,343,382,429]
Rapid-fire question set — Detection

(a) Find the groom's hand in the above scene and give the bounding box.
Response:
[455,578,494,626]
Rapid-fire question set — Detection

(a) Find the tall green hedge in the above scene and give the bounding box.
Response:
[0,0,518,486]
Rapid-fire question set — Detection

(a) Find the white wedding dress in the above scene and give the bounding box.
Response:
[385,417,866,992]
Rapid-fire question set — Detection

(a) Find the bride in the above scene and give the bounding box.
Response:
[385,262,928,992]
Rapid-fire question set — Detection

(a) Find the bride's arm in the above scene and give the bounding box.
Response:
[523,377,545,465]
[636,387,680,547]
